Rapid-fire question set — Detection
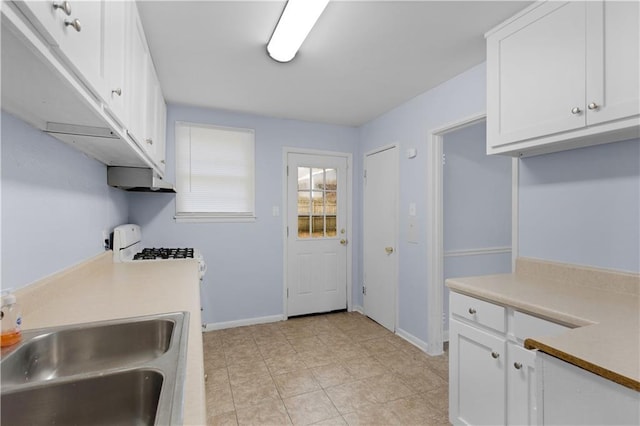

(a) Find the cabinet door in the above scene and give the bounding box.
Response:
[487,1,587,149]
[14,0,105,97]
[153,84,167,174]
[144,63,167,173]
[586,0,640,125]
[507,343,538,426]
[126,4,149,148]
[450,319,506,425]
[539,352,640,425]
[103,0,127,124]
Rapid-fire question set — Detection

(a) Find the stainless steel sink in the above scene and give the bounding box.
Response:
[2,317,174,385]
[2,369,164,425]
[0,312,189,425]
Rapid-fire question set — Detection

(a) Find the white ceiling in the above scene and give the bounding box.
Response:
[138,1,530,127]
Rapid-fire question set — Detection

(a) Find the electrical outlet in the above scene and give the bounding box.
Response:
[102,230,110,251]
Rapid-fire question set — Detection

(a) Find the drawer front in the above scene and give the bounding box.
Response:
[512,311,569,342]
[450,291,506,333]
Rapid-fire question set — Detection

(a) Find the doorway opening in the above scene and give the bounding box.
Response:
[427,114,518,354]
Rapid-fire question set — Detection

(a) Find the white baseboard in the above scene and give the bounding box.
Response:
[202,314,285,332]
[351,305,364,314]
[395,327,429,353]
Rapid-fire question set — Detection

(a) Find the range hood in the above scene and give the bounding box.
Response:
[107,167,176,193]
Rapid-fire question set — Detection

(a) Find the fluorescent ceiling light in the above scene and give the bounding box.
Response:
[267,0,330,63]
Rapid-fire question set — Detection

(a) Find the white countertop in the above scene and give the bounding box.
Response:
[446,258,640,391]
[14,251,208,425]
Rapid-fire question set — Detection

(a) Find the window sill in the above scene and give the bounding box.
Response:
[174,214,256,223]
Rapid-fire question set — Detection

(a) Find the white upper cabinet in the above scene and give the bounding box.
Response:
[126,4,150,149]
[3,1,167,176]
[585,0,640,126]
[488,2,587,145]
[103,0,127,125]
[149,73,167,174]
[486,0,640,156]
[126,3,166,172]
[14,0,106,99]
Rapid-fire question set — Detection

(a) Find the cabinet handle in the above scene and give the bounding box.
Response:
[588,102,599,110]
[491,351,500,359]
[571,107,582,115]
[161,160,165,164]
[53,1,72,16]
[64,18,81,32]
[112,88,122,97]
[468,308,476,315]
[514,362,523,370]
[145,139,153,145]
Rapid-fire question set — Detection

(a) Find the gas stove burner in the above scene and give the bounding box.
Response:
[133,247,195,261]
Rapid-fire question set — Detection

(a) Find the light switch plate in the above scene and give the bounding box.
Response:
[408,216,418,243]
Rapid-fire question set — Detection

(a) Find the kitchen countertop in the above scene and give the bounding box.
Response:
[13,251,207,425]
[446,257,640,392]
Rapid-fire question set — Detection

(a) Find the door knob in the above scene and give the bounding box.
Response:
[385,246,394,254]
[340,239,348,245]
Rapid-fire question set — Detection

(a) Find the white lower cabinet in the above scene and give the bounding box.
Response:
[449,291,569,425]
[538,352,640,425]
[507,343,537,425]
[450,319,506,425]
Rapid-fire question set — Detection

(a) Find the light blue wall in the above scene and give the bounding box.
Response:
[519,138,640,273]
[443,121,511,252]
[1,112,128,290]
[358,63,488,344]
[127,105,359,325]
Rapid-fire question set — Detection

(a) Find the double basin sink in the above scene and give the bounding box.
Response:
[0,311,190,425]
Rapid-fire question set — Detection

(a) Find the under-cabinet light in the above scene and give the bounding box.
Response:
[267,0,330,63]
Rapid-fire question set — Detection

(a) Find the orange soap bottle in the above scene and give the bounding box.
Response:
[1,290,22,347]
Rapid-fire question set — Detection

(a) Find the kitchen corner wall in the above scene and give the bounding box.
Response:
[1,111,128,290]
[519,138,640,273]
[127,105,359,326]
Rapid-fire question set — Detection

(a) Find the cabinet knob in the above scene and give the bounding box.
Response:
[571,107,582,115]
[468,308,476,315]
[53,1,72,16]
[145,139,153,145]
[161,160,165,164]
[514,362,523,370]
[588,102,599,110]
[491,351,500,359]
[112,88,122,97]
[64,18,81,32]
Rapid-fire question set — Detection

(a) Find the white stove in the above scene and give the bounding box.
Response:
[112,224,206,282]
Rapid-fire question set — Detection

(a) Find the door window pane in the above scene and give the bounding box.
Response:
[297,166,339,239]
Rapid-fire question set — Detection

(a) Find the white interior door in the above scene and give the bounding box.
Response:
[363,146,398,331]
[287,153,348,316]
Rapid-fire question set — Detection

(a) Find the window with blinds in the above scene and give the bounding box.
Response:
[175,122,255,222]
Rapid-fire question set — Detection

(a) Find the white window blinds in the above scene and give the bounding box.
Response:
[175,122,255,221]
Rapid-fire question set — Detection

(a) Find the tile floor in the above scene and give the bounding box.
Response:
[202,311,450,425]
